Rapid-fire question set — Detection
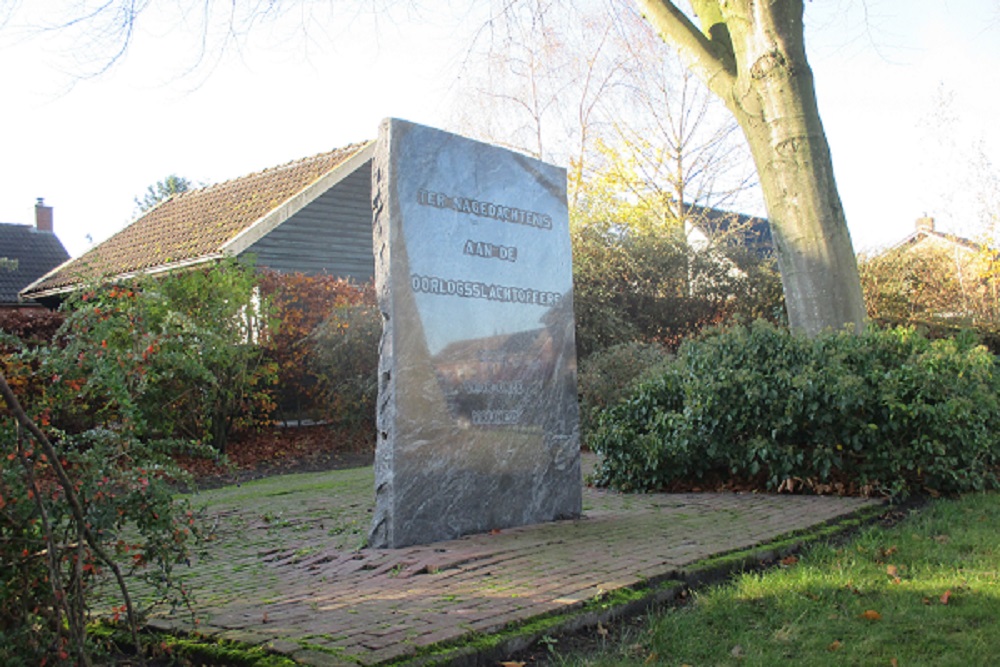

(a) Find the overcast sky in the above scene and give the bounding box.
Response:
[1,1,998,258]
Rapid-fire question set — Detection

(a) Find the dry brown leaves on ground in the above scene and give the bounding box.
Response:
[174,424,374,486]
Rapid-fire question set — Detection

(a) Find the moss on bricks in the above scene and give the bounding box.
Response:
[90,623,299,667]
[384,579,686,667]
[683,502,885,586]
[389,502,886,666]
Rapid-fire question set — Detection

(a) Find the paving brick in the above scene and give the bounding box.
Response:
[100,462,884,665]
[266,639,301,653]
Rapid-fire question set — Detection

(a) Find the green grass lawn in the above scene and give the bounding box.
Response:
[553,493,1000,666]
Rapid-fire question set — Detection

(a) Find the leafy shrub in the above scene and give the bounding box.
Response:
[859,244,1000,354]
[590,321,1000,497]
[0,265,294,662]
[50,261,277,452]
[571,219,783,359]
[572,222,712,357]
[577,340,671,438]
[308,303,382,430]
[258,271,375,421]
[1,310,67,417]
[149,259,278,449]
[860,244,1000,328]
[0,308,64,345]
[1,332,204,665]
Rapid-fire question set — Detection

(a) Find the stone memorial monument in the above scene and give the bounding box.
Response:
[369,119,582,548]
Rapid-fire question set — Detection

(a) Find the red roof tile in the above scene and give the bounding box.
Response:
[26,142,372,295]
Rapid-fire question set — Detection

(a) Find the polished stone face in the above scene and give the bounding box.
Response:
[370,119,581,548]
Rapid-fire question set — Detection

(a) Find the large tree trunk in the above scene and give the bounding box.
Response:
[636,0,866,335]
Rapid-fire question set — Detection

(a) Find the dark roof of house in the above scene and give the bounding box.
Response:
[686,203,774,259]
[0,223,70,305]
[24,141,374,298]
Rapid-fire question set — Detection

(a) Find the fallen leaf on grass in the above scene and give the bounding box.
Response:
[940,590,952,605]
[626,643,645,656]
[886,564,901,584]
[891,659,899,667]
[773,625,794,643]
[780,555,799,567]
[499,662,525,667]
[860,609,882,621]
[828,640,843,652]
[645,652,660,665]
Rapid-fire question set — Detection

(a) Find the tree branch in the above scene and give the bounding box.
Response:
[0,371,142,660]
[632,0,735,97]
[14,427,84,665]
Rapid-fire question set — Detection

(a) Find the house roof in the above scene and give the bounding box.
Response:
[685,203,774,260]
[23,141,374,299]
[887,228,984,255]
[0,223,70,305]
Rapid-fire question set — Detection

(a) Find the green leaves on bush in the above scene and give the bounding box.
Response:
[590,321,1000,497]
[258,271,376,422]
[571,218,784,359]
[308,303,381,430]
[0,259,280,664]
[53,259,277,452]
[577,341,672,437]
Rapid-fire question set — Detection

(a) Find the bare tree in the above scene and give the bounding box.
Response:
[0,1,405,78]
[134,174,193,215]
[593,7,757,225]
[971,143,1000,244]
[917,83,1000,245]
[453,0,757,224]
[3,0,864,334]
[452,0,630,183]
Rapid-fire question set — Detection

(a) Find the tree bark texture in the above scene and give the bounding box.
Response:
[635,0,866,335]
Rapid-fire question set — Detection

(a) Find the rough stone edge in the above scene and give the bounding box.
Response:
[383,500,888,667]
[368,117,396,549]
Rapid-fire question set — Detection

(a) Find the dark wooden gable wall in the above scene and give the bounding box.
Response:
[244,159,374,281]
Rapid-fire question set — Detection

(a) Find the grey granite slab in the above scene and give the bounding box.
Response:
[369,119,581,548]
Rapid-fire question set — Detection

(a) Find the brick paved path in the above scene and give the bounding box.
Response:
[125,463,879,666]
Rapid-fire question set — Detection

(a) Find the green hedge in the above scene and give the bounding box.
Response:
[589,321,1000,497]
[308,303,381,430]
[577,341,672,438]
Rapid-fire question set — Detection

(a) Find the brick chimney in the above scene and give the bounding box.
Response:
[35,198,53,232]
[915,216,935,234]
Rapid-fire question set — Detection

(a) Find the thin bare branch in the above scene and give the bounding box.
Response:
[0,371,142,660]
